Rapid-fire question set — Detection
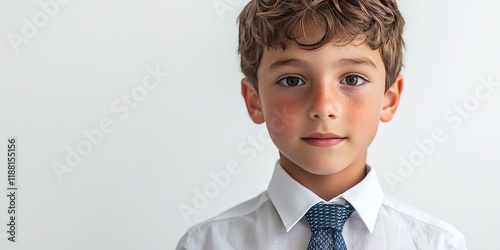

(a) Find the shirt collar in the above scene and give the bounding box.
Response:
[267,160,384,233]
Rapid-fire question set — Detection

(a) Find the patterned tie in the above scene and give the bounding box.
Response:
[305,202,354,250]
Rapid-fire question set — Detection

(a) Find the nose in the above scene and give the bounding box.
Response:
[308,82,338,120]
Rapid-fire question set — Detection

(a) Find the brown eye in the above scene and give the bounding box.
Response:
[278,76,304,87]
[341,74,366,86]
[345,75,358,85]
[287,77,300,86]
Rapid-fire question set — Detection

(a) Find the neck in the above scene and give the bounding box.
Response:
[279,153,367,201]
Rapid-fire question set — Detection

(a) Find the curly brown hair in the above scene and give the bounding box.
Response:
[237,0,405,92]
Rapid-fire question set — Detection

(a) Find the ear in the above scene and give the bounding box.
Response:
[380,75,404,122]
[241,78,265,124]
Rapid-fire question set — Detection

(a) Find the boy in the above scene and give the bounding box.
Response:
[177,0,467,249]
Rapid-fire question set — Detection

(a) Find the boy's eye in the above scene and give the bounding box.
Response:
[341,74,366,86]
[278,76,304,87]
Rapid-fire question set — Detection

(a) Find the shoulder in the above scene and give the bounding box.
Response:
[380,196,467,250]
[176,191,275,250]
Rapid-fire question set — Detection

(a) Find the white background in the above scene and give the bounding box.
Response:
[0,0,499,249]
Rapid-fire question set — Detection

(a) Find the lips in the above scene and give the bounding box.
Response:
[302,132,346,147]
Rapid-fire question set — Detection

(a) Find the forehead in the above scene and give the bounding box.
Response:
[259,39,384,74]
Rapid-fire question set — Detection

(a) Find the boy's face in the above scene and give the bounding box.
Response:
[241,32,403,178]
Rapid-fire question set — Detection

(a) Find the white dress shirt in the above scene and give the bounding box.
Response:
[177,161,467,250]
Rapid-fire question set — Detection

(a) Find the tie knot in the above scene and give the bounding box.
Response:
[305,203,354,232]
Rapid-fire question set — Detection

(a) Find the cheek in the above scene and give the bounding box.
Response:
[345,94,383,131]
[261,97,303,135]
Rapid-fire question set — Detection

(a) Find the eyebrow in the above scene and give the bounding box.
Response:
[335,58,377,69]
[268,59,307,71]
[268,57,377,71]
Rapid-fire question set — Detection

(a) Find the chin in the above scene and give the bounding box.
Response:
[299,161,348,176]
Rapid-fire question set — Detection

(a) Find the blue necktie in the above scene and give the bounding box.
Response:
[305,203,354,250]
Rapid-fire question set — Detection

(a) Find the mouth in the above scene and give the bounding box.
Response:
[302,132,346,147]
